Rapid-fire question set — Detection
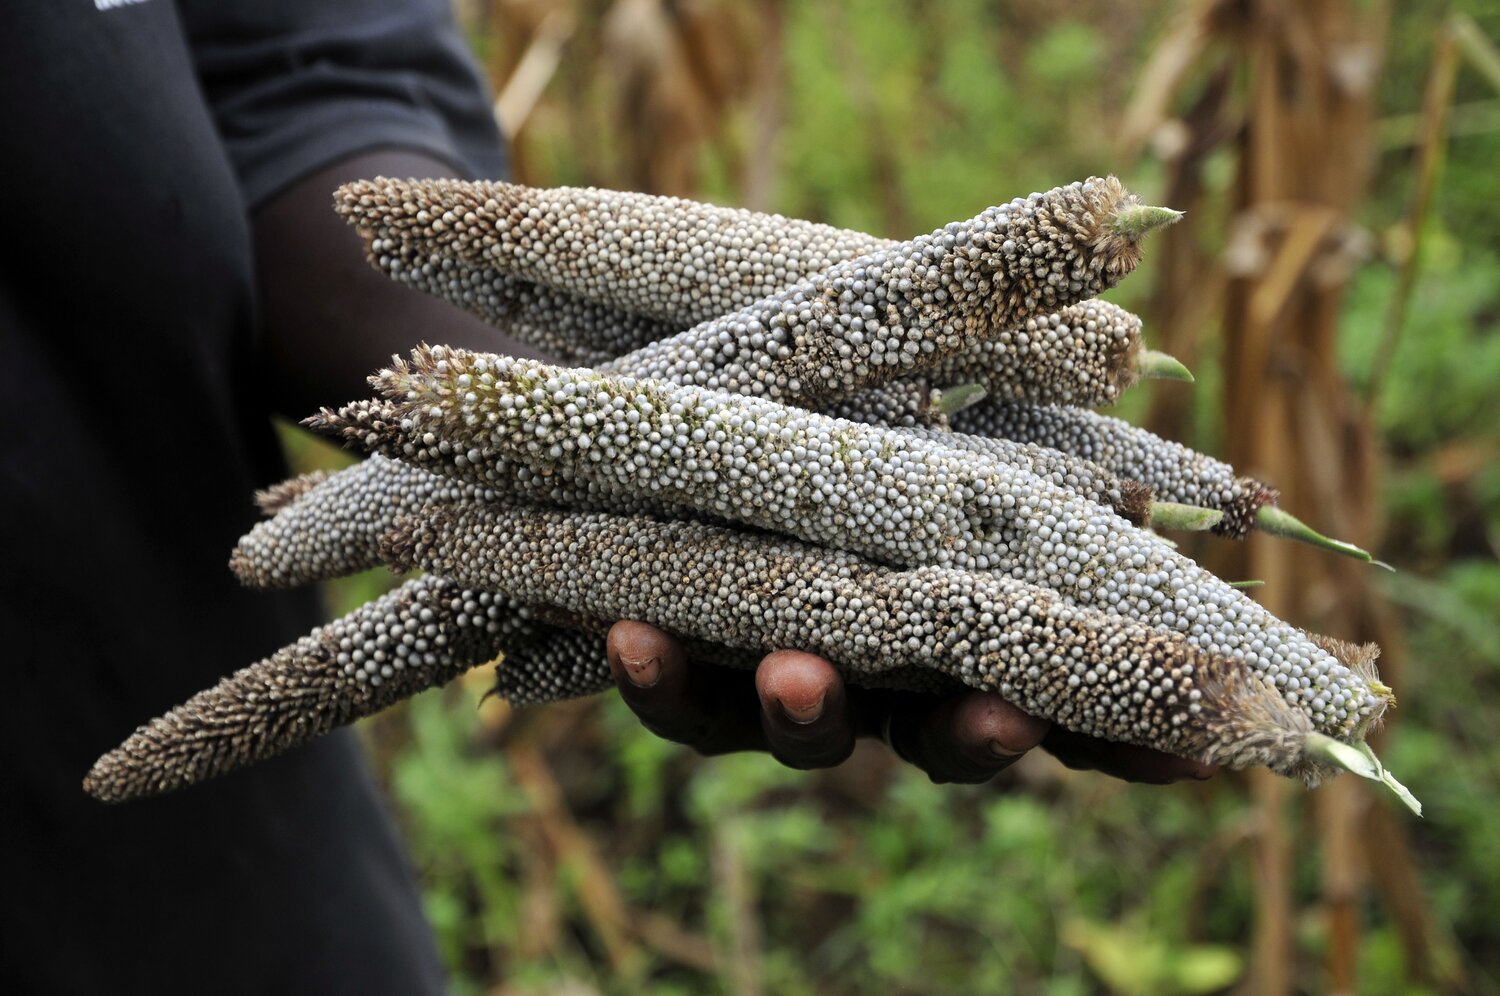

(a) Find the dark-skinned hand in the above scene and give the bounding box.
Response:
[607,620,1219,785]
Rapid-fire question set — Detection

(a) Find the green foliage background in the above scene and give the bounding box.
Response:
[288,1,1500,991]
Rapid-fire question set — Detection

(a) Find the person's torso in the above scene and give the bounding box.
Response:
[0,6,443,991]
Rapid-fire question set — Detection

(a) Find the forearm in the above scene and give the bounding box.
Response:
[251,149,550,419]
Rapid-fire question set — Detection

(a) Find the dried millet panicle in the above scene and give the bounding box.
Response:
[489,615,962,707]
[92,516,972,799]
[333,351,1056,567]
[234,384,958,592]
[231,444,705,589]
[253,179,1169,590]
[336,177,889,327]
[598,177,1173,408]
[342,179,1182,408]
[827,380,945,429]
[895,423,1155,526]
[953,399,1377,559]
[232,355,1112,593]
[232,381,947,592]
[87,496,1111,806]
[370,238,676,366]
[231,384,944,593]
[253,469,331,516]
[394,508,1410,809]
[238,389,955,592]
[232,455,489,589]
[236,457,472,589]
[954,399,1270,535]
[313,373,991,570]
[490,601,962,705]
[343,176,1178,409]
[233,395,939,592]
[492,622,613,706]
[83,575,529,803]
[919,299,1151,408]
[376,234,1176,410]
[884,386,1171,527]
[381,502,1347,782]
[232,453,592,589]
[314,347,1388,739]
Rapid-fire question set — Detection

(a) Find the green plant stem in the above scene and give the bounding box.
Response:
[1304,734,1422,816]
[1254,505,1376,563]
[1109,205,1184,238]
[1149,501,1223,532]
[936,382,987,415]
[1135,349,1194,382]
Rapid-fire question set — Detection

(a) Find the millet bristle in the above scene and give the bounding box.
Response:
[253,470,332,517]
[85,575,518,803]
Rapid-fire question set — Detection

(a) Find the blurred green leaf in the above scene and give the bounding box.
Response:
[1061,916,1242,996]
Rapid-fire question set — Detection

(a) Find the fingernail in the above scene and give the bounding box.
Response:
[989,740,1024,759]
[620,654,660,688]
[780,694,825,725]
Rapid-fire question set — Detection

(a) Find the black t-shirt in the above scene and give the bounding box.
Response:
[0,1,506,991]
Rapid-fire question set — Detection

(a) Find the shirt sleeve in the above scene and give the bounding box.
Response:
[178,0,509,209]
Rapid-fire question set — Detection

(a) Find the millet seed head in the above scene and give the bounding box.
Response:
[314,346,1389,740]
[598,177,1165,409]
[953,399,1277,538]
[84,575,524,803]
[384,502,1329,780]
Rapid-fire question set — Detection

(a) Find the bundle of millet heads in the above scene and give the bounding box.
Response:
[86,177,1418,814]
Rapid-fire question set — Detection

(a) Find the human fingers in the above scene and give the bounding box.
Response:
[606,620,767,754]
[1041,725,1218,784]
[877,691,1052,784]
[754,651,856,769]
